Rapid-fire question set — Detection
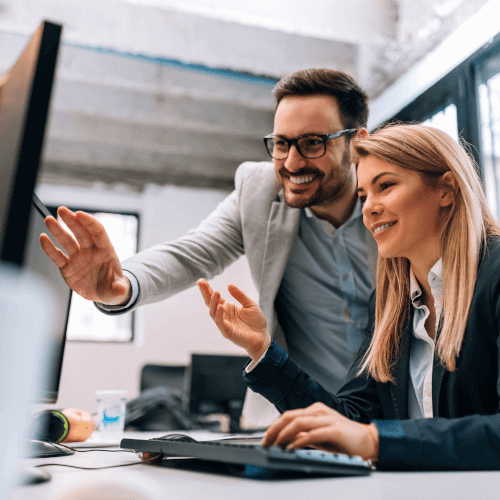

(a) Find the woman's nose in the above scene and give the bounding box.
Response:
[362,196,380,218]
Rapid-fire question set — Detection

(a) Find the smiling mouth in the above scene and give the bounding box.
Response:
[288,175,317,185]
[374,221,397,234]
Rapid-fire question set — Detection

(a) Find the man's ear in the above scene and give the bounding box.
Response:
[357,128,369,139]
[349,128,368,158]
[440,171,458,208]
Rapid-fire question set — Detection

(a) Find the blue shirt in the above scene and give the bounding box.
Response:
[274,201,372,393]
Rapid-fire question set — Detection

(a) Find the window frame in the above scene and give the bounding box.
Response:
[387,32,500,184]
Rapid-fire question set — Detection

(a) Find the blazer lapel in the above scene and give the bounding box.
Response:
[258,196,300,336]
[389,312,412,419]
[432,322,446,416]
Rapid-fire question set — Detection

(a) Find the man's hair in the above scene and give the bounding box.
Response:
[273,68,369,129]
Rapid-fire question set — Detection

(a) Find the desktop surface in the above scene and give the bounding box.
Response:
[12,431,500,500]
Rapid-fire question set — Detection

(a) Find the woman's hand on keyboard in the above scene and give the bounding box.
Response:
[261,402,379,462]
[197,279,271,362]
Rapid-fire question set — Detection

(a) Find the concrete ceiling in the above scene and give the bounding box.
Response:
[0,0,492,191]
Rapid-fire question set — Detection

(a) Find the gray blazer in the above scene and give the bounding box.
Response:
[121,161,378,350]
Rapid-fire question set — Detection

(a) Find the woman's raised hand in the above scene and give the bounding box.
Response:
[197,279,271,362]
[39,207,131,306]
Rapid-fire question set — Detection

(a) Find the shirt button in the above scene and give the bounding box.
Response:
[426,389,431,396]
[431,276,436,281]
[343,273,349,281]
[333,237,339,244]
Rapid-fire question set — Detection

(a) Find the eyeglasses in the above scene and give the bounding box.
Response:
[263,129,357,160]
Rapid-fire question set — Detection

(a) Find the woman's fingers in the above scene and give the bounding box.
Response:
[262,408,308,446]
[197,279,227,309]
[272,415,334,448]
[209,290,221,320]
[198,281,231,336]
[196,279,212,306]
[213,299,228,333]
[263,403,334,447]
[288,426,340,453]
[228,283,257,308]
[39,233,69,268]
[262,404,371,458]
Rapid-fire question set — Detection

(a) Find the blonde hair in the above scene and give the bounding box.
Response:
[354,124,500,383]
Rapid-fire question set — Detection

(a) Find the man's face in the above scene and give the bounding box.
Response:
[272,94,355,209]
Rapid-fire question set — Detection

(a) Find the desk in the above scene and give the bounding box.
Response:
[10,431,500,500]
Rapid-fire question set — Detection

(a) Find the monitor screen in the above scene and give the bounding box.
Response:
[187,354,248,432]
[0,21,61,266]
[0,21,67,486]
[24,194,72,404]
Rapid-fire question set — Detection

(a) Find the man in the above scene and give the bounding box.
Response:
[40,68,377,423]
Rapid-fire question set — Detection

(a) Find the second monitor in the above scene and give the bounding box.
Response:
[187,354,248,433]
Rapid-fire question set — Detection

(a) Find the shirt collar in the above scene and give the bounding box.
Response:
[304,198,364,222]
[409,259,443,304]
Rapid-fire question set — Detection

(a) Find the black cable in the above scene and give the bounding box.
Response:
[34,453,162,471]
[33,440,162,470]
[57,441,134,454]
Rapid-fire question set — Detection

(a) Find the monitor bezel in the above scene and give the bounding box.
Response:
[0,21,61,266]
[31,193,72,404]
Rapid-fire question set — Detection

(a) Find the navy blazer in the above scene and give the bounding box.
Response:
[245,237,500,471]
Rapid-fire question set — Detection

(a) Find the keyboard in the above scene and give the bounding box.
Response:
[120,434,372,477]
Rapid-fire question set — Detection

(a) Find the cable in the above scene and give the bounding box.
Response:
[33,440,162,470]
[34,453,162,470]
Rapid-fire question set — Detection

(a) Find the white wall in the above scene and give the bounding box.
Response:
[36,181,258,412]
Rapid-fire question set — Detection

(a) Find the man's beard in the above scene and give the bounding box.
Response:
[280,147,353,209]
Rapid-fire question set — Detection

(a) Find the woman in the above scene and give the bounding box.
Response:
[197,124,500,471]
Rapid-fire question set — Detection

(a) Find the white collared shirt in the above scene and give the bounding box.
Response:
[408,259,443,419]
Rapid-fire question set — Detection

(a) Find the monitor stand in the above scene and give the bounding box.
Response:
[17,466,51,485]
[228,400,246,434]
[26,439,75,458]
[0,264,60,495]
[17,439,75,486]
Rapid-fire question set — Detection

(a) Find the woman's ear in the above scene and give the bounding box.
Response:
[439,171,458,208]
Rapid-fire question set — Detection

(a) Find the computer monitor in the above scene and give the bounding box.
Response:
[26,194,73,404]
[0,20,61,266]
[0,21,66,488]
[187,354,248,433]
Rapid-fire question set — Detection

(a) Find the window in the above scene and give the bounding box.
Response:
[49,208,139,342]
[421,103,459,141]
[477,48,500,218]
[389,32,500,219]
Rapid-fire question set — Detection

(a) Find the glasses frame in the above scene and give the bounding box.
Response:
[263,129,358,160]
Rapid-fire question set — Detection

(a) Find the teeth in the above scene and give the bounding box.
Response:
[374,221,396,234]
[289,175,315,185]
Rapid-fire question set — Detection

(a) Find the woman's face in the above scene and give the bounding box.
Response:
[357,155,448,263]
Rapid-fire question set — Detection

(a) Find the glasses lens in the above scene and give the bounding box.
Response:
[265,138,288,159]
[297,136,325,158]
